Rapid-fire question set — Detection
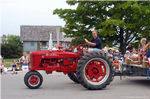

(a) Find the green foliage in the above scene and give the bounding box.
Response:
[54,1,150,54]
[2,35,22,46]
[71,37,85,46]
[1,35,23,58]
[4,58,18,67]
[131,41,139,49]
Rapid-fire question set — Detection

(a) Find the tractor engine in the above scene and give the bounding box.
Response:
[40,58,76,68]
[29,50,79,74]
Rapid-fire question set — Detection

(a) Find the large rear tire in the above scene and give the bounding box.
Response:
[77,52,113,90]
[68,72,79,83]
[24,71,43,89]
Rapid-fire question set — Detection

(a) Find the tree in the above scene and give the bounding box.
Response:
[100,1,150,54]
[71,37,85,46]
[53,1,150,54]
[1,35,23,58]
[2,35,22,46]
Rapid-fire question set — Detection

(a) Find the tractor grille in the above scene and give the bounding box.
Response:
[30,53,34,67]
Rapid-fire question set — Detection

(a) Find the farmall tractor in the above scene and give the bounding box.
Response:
[24,45,113,90]
[24,44,150,90]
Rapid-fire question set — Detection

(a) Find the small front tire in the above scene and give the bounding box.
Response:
[24,71,43,89]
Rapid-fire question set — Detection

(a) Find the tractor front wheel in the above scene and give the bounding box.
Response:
[24,71,43,89]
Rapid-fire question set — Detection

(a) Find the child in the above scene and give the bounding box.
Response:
[124,51,131,64]
[131,48,138,57]
[130,48,138,64]
[138,38,147,64]
[12,60,17,74]
[113,57,120,70]
[107,48,113,61]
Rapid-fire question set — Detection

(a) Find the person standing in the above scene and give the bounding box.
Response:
[138,38,147,64]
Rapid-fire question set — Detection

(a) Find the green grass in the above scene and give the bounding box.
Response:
[3,53,30,67]
[4,58,19,67]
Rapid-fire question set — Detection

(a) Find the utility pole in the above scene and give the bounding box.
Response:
[48,32,53,50]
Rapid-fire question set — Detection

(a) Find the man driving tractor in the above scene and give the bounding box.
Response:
[83,30,102,55]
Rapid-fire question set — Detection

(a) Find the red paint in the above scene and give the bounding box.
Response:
[29,75,39,85]
[29,44,85,74]
[85,60,106,82]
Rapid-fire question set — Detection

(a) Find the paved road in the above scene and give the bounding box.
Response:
[1,71,150,99]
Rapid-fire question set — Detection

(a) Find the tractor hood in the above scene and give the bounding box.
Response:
[30,50,79,59]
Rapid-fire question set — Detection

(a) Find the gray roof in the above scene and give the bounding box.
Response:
[20,25,63,41]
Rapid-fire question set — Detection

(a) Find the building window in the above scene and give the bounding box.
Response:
[42,41,46,46]
[31,42,34,46]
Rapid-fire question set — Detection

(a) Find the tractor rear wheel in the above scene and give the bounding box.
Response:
[24,71,43,89]
[77,52,113,90]
[68,72,79,83]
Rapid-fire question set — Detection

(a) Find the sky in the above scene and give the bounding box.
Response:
[0,0,77,36]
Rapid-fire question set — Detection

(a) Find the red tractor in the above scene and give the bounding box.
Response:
[24,45,113,90]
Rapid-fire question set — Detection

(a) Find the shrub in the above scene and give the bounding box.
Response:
[1,43,23,59]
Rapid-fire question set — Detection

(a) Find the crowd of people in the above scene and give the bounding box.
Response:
[82,30,150,71]
[0,52,29,74]
[102,38,150,71]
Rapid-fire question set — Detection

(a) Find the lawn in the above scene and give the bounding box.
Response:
[3,53,30,68]
[4,58,19,67]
